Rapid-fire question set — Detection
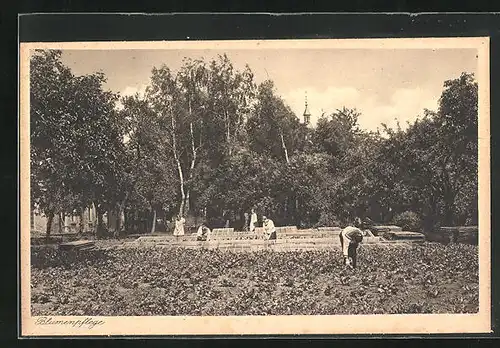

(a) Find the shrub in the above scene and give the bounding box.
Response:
[392,211,422,232]
[314,211,341,228]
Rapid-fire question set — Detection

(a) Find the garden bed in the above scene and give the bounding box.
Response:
[31,242,479,316]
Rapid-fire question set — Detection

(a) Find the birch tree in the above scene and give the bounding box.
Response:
[207,54,256,158]
[147,62,209,218]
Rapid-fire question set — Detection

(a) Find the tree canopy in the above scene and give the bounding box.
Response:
[30,50,478,235]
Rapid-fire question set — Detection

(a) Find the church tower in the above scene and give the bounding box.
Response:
[303,92,311,126]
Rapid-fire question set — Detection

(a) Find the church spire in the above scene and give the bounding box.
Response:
[303,92,311,126]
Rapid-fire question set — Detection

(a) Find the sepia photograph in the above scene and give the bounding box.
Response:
[20,37,491,336]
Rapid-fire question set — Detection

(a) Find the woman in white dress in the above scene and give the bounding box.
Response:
[249,208,258,233]
[173,215,185,237]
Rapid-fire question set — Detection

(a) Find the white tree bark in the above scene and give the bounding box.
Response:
[280,130,290,164]
[150,208,157,234]
[170,106,186,217]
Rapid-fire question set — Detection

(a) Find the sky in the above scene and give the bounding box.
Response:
[60,48,478,132]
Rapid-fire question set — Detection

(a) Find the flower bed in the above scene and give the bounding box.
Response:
[30,242,479,316]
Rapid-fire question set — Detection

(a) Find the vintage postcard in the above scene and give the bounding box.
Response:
[20,37,491,336]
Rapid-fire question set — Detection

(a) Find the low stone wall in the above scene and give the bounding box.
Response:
[31,232,82,245]
[370,225,403,235]
[276,226,298,233]
[134,235,382,247]
[382,231,425,241]
[425,226,478,245]
[124,236,413,252]
[211,228,235,234]
[317,226,342,231]
[136,229,349,242]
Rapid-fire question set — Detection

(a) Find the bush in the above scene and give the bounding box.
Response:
[392,211,422,232]
[314,211,341,228]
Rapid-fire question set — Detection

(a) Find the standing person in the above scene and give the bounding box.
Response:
[339,224,364,268]
[223,210,230,228]
[196,223,211,241]
[243,212,249,232]
[262,215,277,240]
[249,208,258,233]
[173,215,185,237]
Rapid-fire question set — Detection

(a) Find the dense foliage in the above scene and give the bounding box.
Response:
[30,49,478,235]
[31,243,479,315]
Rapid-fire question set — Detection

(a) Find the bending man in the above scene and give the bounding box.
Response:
[339,225,364,268]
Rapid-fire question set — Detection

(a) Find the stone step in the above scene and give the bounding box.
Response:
[382,231,425,241]
[132,227,383,240]
[138,236,382,247]
[440,226,478,233]
[317,226,342,231]
[135,230,345,243]
[139,242,406,252]
[211,228,235,234]
[275,226,298,233]
[370,225,403,235]
[134,227,392,244]
[427,226,478,244]
[59,240,95,251]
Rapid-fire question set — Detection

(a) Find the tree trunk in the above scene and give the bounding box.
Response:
[96,206,106,238]
[96,211,102,237]
[284,196,288,223]
[91,202,98,235]
[116,203,125,236]
[58,212,63,234]
[280,131,290,164]
[150,209,157,234]
[295,197,299,225]
[78,207,84,234]
[443,193,456,226]
[109,208,119,237]
[124,210,130,233]
[423,195,438,233]
[279,129,290,224]
[178,185,186,218]
[107,209,113,232]
[185,121,198,217]
[225,110,232,156]
[45,209,54,237]
[186,101,194,218]
[171,108,186,217]
[114,189,130,237]
[185,190,191,216]
[115,209,121,237]
[134,210,139,233]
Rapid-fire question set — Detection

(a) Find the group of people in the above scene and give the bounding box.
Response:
[246,209,276,240]
[172,208,277,242]
[173,211,370,269]
[172,215,211,241]
[194,209,277,241]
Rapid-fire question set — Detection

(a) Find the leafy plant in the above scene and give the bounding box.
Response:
[392,211,422,232]
[31,242,479,316]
